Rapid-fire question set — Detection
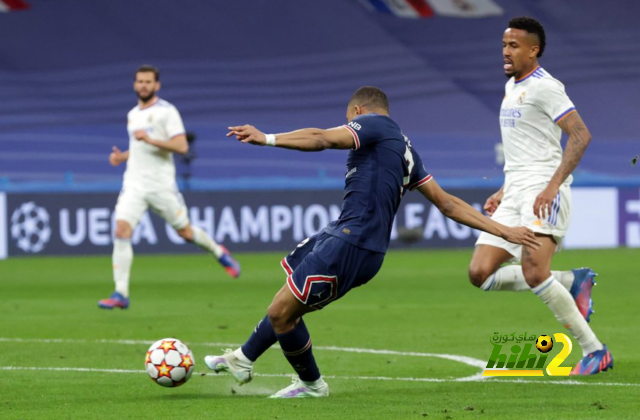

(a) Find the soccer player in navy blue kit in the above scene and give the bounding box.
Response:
[206,87,540,398]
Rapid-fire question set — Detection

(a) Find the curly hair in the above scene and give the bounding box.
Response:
[508,17,546,58]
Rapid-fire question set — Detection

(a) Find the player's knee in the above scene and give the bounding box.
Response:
[174,224,194,241]
[468,264,489,288]
[267,303,285,331]
[267,302,296,334]
[114,221,132,239]
[522,265,546,286]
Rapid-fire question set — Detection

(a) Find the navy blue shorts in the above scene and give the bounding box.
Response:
[280,231,385,309]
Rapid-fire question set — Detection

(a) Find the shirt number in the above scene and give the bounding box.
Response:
[402,145,415,188]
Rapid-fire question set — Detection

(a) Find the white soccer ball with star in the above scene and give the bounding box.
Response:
[145,338,195,387]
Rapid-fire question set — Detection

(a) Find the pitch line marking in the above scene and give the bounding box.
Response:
[4,338,636,387]
[0,337,486,368]
[1,367,637,387]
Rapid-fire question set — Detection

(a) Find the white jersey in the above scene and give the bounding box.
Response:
[499,67,575,191]
[122,98,185,191]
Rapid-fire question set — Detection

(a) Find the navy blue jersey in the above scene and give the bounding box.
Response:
[323,113,432,253]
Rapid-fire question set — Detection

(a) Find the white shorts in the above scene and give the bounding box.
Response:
[475,183,571,260]
[114,186,189,230]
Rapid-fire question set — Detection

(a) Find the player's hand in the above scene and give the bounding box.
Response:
[502,226,541,249]
[109,146,124,166]
[134,129,149,142]
[483,190,503,216]
[533,184,559,220]
[226,125,267,146]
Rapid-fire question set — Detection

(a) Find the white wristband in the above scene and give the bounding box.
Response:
[265,134,276,147]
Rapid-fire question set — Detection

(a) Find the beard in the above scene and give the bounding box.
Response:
[137,90,156,103]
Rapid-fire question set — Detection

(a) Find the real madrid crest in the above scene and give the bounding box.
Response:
[517,91,526,105]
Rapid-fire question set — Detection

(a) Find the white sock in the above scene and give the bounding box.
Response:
[112,238,133,298]
[481,266,575,292]
[302,376,326,388]
[532,276,603,356]
[233,348,253,366]
[551,270,575,290]
[481,265,529,291]
[191,226,223,258]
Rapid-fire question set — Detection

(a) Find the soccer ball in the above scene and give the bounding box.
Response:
[145,338,195,387]
[536,335,554,353]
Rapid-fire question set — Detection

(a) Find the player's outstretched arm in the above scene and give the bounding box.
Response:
[109,146,129,167]
[227,125,354,151]
[533,111,592,219]
[417,179,541,248]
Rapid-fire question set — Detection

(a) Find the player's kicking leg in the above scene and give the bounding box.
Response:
[204,313,275,385]
[204,286,329,397]
[204,348,254,385]
[98,219,133,309]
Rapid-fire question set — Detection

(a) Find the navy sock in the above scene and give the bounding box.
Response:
[276,318,321,382]
[241,315,278,362]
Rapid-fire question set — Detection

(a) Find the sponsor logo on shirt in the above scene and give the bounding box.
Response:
[500,108,522,128]
[348,121,362,131]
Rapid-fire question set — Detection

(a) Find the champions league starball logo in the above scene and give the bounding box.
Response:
[10,202,51,253]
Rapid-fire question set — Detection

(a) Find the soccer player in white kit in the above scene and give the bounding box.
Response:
[99,65,240,310]
[467,18,612,375]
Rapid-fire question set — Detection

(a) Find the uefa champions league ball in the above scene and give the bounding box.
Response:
[145,338,195,387]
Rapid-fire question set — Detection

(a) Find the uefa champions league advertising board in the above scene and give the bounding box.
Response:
[0,189,488,258]
[0,188,638,258]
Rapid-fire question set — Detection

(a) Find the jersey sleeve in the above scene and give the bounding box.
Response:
[342,115,382,150]
[407,147,433,191]
[535,78,576,124]
[165,106,186,138]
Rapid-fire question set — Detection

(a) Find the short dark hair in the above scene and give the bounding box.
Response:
[349,86,389,112]
[508,16,546,58]
[135,64,160,81]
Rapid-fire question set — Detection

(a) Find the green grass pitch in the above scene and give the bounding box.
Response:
[1,248,639,419]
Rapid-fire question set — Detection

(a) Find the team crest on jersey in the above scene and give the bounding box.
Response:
[517,91,527,105]
[148,114,153,123]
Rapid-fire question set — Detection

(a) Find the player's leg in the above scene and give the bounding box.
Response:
[203,235,320,386]
[203,306,284,386]
[151,189,240,278]
[472,190,596,316]
[520,184,597,322]
[176,224,240,278]
[468,244,518,289]
[266,285,329,398]
[112,220,134,296]
[99,189,145,309]
[522,234,610,373]
[471,198,529,290]
[266,234,382,398]
[470,244,585,292]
